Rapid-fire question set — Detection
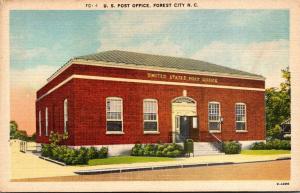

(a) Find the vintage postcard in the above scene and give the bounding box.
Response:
[0,0,300,192]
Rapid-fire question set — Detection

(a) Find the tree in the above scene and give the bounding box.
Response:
[28,133,36,141]
[10,120,18,139]
[10,120,29,140]
[266,67,290,135]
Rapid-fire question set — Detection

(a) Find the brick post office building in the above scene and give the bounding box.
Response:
[36,50,265,155]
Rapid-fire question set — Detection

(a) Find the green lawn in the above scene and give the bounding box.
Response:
[241,150,291,155]
[88,156,175,166]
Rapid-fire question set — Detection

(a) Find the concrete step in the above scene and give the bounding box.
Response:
[194,152,225,156]
[191,142,223,156]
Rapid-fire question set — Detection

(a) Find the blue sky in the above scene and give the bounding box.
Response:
[10,10,289,88]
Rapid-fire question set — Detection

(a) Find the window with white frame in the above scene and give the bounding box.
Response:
[63,99,68,133]
[106,97,123,132]
[38,110,41,136]
[143,99,158,132]
[45,107,48,136]
[236,103,246,131]
[208,102,221,131]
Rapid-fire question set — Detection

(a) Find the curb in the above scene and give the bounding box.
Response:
[39,156,66,166]
[74,162,235,175]
[74,158,290,175]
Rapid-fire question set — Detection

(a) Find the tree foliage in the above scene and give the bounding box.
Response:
[10,120,35,141]
[266,67,290,134]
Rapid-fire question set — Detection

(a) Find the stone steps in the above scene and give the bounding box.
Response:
[192,142,224,156]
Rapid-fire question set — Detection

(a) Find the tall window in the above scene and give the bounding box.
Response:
[236,103,246,131]
[143,99,158,132]
[106,97,123,132]
[208,102,221,131]
[64,99,68,133]
[45,107,48,136]
[38,110,41,136]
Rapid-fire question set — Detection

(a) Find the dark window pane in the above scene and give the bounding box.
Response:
[107,121,122,132]
[209,122,220,130]
[144,122,157,131]
[236,122,246,130]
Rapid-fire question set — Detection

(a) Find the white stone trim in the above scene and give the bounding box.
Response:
[63,98,68,133]
[143,131,160,134]
[45,107,48,136]
[37,75,73,101]
[239,140,266,149]
[68,140,266,156]
[38,110,41,136]
[209,130,221,134]
[236,130,248,133]
[105,131,125,135]
[47,59,265,83]
[37,74,265,101]
[71,144,134,157]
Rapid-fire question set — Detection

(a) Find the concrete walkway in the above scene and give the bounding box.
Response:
[10,141,291,180]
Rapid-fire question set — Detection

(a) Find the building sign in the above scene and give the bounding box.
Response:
[147,73,218,84]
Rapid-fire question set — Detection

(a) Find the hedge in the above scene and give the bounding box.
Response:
[131,143,184,157]
[251,139,291,150]
[222,141,242,154]
[41,144,108,165]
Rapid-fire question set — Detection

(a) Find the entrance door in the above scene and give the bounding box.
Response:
[178,116,199,142]
[179,116,190,142]
[171,96,197,143]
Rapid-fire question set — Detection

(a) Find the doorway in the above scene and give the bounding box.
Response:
[175,116,198,142]
[172,96,198,143]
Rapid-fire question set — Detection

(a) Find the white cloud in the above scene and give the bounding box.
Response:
[97,11,181,51]
[118,38,185,57]
[96,11,288,88]
[192,39,289,88]
[10,65,57,90]
[12,47,49,61]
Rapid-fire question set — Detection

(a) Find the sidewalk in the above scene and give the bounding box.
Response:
[10,141,291,180]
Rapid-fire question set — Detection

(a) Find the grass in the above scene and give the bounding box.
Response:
[241,150,291,155]
[88,156,175,166]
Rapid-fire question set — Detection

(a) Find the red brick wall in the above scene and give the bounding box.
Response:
[36,80,75,144]
[36,64,265,145]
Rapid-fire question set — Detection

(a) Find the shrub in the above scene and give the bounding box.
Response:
[250,140,291,150]
[173,149,181,157]
[41,144,52,157]
[162,148,169,157]
[283,135,291,140]
[41,137,109,165]
[149,151,156,156]
[279,140,291,150]
[76,147,88,164]
[87,147,98,159]
[267,124,283,140]
[130,143,184,158]
[138,149,144,156]
[157,144,164,151]
[98,147,108,158]
[167,151,174,157]
[251,142,266,150]
[156,150,162,157]
[223,141,241,154]
[131,147,139,156]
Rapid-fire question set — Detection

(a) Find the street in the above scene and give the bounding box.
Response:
[14,160,290,181]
